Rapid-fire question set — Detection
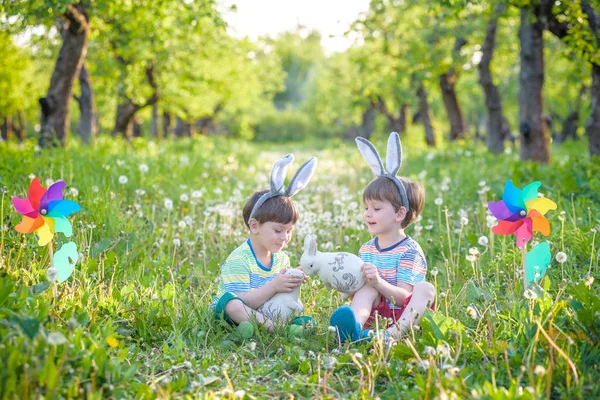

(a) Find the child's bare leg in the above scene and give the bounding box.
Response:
[388,282,436,338]
[224,299,276,332]
[351,284,380,327]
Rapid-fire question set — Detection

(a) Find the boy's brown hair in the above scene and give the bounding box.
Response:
[242,189,299,228]
[363,176,425,228]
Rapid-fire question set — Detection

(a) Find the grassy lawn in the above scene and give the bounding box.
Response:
[1,133,599,399]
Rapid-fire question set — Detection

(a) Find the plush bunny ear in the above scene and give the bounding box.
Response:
[270,154,295,193]
[356,137,385,176]
[285,158,318,197]
[303,235,317,256]
[386,132,402,176]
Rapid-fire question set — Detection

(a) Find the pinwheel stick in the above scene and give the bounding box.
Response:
[522,245,528,291]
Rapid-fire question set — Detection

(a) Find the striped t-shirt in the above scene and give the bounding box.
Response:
[210,239,290,308]
[359,236,427,309]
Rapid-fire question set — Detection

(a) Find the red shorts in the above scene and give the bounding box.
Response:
[364,295,412,329]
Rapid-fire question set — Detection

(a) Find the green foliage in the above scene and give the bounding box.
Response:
[0,135,599,397]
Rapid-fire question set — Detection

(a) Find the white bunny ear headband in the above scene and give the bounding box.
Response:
[355,132,410,212]
[249,154,318,220]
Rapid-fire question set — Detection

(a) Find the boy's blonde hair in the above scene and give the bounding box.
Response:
[363,176,425,228]
[243,189,299,228]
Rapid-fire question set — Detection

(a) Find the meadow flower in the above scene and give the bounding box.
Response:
[28,173,36,179]
[135,189,145,196]
[323,356,337,370]
[423,346,436,356]
[586,275,594,287]
[460,217,469,226]
[466,254,476,262]
[180,194,189,202]
[434,198,443,206]
[524,289,538,300]
[118,175,128,184]
[178,221,186,229]
[46,267,58,282]
[555,252,567,263]
[139,163,149,173]
[466,306,478,319]
[431,267,438,277]
[534,365,546,376]
[116,159,125,167]
[478,236,489,246]
[469,247,480,256]
[164,198,173,210]
[92,185,99,192]
[192,190,202,198]
[445,367,461,379]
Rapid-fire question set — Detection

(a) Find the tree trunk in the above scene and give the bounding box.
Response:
[162,112,172,137]
[39,4,90,148]
[174,116,192,137]
[360,101,377,140]
[74,63,97,144]
[518,7,550,163]
[15,111,26,141]
[440,37,468,141]
[479,4,506,155]
[1,116,12,141]
[376,95,408,135]
[151,103,159,138]
[132,117,143,138]
[417,84,436,147]
[587,64,600,157]
[112,64,159,138]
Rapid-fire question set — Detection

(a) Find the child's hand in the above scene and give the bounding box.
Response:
[271,268,303,293]
[295,267,309,284]
[361,262,381,286]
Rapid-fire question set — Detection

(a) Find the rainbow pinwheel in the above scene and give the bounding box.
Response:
[12,178,80,246]
[488,180,557,248]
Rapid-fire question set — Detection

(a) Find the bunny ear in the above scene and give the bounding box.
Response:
[270,154,295,193]
[356,137,385,176]
[303,235,317,256]
[386,132,402,176]
[285,157,318,197]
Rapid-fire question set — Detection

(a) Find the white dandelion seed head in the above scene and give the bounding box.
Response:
[555,252,567,263]
[118,175,128,185]
[139,163,149,173]
[164,198,174,210]
[434,198,443,206]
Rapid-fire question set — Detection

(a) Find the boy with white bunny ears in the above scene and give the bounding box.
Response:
[330,132,436,343]
[210,154,317,339]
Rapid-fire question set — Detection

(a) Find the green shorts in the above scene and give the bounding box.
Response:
[213,292,246,325]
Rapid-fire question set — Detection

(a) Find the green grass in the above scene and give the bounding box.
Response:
[0,131,599,399]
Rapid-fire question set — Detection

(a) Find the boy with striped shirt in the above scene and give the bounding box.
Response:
[330,176,436,342]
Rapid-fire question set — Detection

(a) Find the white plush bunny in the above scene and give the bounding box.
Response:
[258,268,305,324]
[300,235,364,299]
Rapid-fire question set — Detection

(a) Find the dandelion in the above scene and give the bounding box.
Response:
[173,238,181,247]
[180,194,189,202]
[586,275,594,287]
[213,188,223,195]
[468,247,480,256]
[423,346,436,356]
[118,175,128,185]
[106,336,119,348]
[178,221,186,229]
[466,306,478,320]
[555,252,567,263]
[92,185,99,192]
[460,217,469,226]
[135,189,146,196]
[28,173,36,179]
[478,236,489,246]
[139,163,149,173]
[46,267,58,282]
[328,326,337,333]
[192,190,202,198]
[466,254,476,262]
[445,367,461,379]
[534,365,546,376]
[431,267,439,277]
[524,289,538,300]
[434,198,443,206]
[164,198,173,210]
[323,356,337,370]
